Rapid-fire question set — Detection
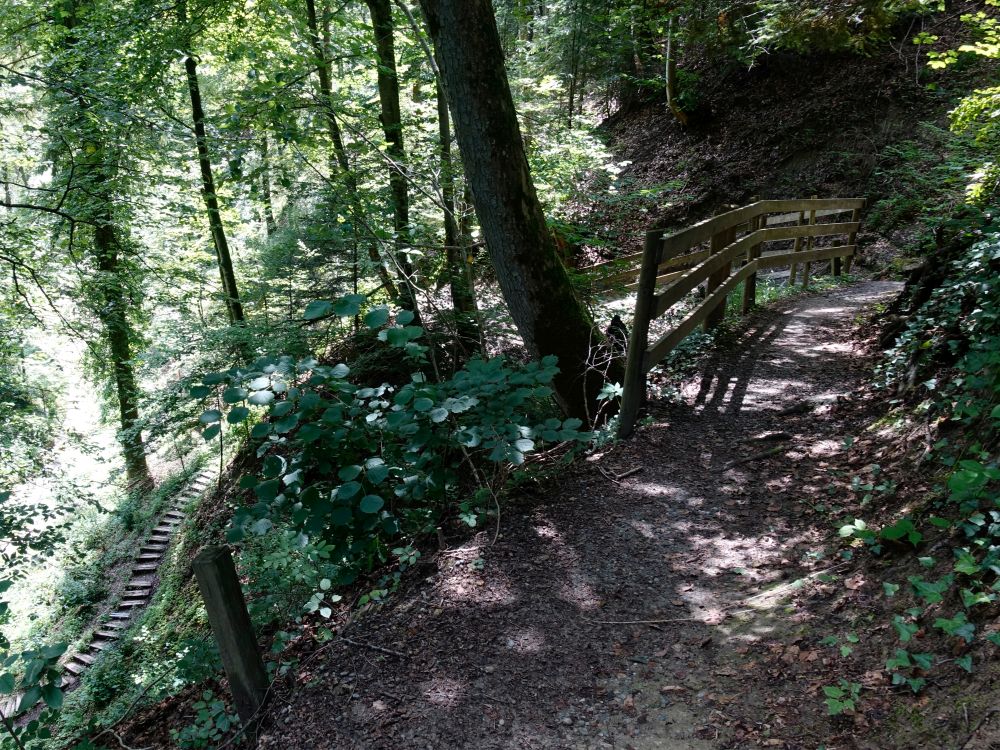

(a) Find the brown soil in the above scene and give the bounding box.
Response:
[211,279,969,750]
[574,3,989,265]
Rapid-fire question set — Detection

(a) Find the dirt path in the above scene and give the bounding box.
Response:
[258,281,902,750]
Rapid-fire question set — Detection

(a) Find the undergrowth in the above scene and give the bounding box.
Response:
[826,227,1000,714]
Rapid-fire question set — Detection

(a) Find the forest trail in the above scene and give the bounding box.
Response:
[256,281,902,750]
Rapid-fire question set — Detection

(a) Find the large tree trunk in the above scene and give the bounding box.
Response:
[365,0,421,321]
[179,29,245,325]
[418,0,620,421]
[304,0,399,301]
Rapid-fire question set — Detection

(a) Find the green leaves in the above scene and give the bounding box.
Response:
[934,612,975,643]
[359,495,384,514]
[223,387,248,404]
[199,409,222,424]
[303,300,332,320]
[822,680,860,716]
[364,306,390,329]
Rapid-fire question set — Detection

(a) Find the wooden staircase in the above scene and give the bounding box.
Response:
[0,468,215,719]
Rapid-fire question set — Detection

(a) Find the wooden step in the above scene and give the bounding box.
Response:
[132,564,159,573]
[94,630,120,640]
[141,541,167,550]
[125,584,152,593]
[122,592,147,602]
[109,611,132,620]
[136,554,161,563]
[103,619,128,629]
[89,640,113,652]
[63,660,85,676]
[74,652,96,666]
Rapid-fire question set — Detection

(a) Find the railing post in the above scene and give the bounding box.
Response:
[618,230,661,438]
[193,546,269,739]
[789,210,804,285]
[704,224,736,330]
[801,195,818,289]
[845,204,862,274]
[742,205,762,314]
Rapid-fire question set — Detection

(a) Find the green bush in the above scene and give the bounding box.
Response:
[192,299,592,613]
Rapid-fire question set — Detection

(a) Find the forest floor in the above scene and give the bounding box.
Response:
[214,278,975,750]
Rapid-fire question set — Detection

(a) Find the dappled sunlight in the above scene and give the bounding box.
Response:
[421,676,467,708]
[532,515,604,610]
[503,626,546,654]
[436,562,518,607]
[559,572,602,609]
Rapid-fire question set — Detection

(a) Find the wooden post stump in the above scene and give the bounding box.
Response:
[193,546,269,739]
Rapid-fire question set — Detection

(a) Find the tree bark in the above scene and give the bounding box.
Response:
[365,0,421,321]
[436,75,480,350]
[418,0,620,421]
[179,19,245,325]
[93,219,153,489]
[664,15,688,127]
[304,0,399,301]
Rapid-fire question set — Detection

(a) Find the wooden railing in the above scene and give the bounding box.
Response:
[616,197,865,438]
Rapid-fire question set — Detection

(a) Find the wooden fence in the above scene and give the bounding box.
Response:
[616,197,865,438]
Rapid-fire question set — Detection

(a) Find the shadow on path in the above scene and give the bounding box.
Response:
[254,282,902,750]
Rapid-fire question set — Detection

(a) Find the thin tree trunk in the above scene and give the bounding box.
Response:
[178,12,245,324]
[304,0,399,300]
[94,215,153,488]
[419,0,621,421]
[56,2,152,489]
[260,136,277,237]
[365,0,421,321]
[436,76,480,350]
[664,15,688,126]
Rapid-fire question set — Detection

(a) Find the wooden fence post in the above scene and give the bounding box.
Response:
[789,210,804,285]
[193,546,269,738]
[742,206,762,314]
[704,224,736,330]
[618,230,662,438]
[845,204,862,274]
[801,195,817,289]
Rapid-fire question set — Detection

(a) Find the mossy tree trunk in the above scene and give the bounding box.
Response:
[93,218,153,489]
[418,0,620,421]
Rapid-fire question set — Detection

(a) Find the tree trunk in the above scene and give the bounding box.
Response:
[93,217,153,489]
[365,0,421,321]
[304,0,399,301]
[664,15,688,127]
[436,73,480,350]
[418,0,620,421]
[260,136,277,238]
[180,41,245,325]
[55,2,152,489]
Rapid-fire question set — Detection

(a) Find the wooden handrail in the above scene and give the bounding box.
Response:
[617,197,865,437]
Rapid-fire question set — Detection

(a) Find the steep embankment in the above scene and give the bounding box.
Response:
[579,6,984,264]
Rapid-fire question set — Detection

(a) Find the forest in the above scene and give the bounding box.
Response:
[3,0,1000,747]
